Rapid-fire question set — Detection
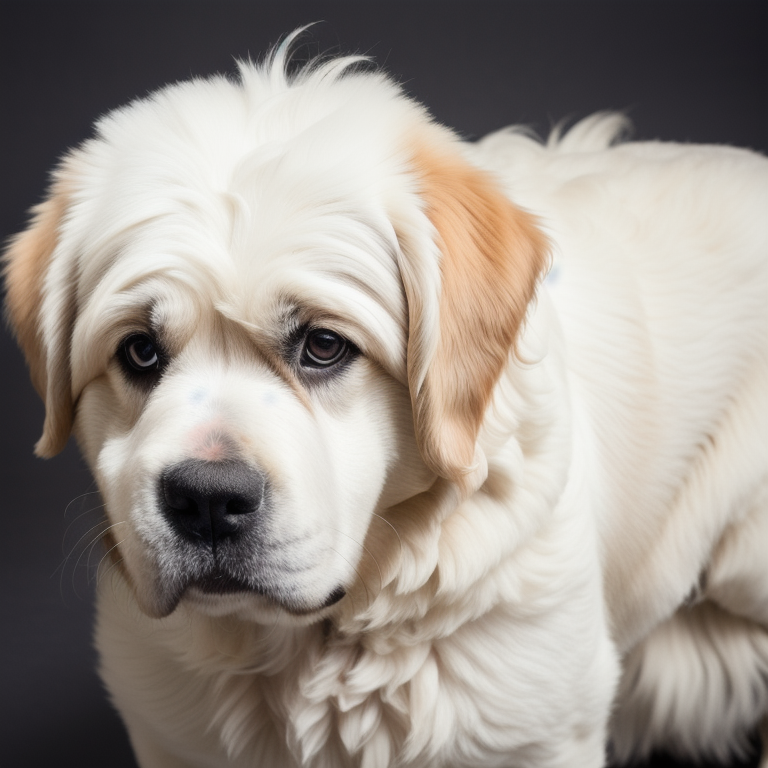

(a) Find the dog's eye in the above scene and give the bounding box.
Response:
[301,329,349,368]
[121,334,161,373]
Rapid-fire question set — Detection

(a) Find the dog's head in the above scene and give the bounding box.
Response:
[5,51,547,620]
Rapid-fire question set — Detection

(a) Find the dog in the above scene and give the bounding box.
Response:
[5,33,768,768]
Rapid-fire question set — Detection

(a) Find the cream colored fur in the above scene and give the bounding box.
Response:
[5,37,767,768]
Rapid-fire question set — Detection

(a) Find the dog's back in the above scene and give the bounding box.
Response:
[475,117,768,763]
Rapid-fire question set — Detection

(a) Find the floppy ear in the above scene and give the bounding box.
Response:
[4,156,79,457]
[398,133,549,494]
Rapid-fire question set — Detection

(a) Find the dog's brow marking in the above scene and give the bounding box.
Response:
[215,306,315,412]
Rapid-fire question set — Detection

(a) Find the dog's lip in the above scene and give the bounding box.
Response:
[139,571,254,618]
[283,585,347,615]
[321,586,346,608]
[148,572,346,618]
[190,571,262,596]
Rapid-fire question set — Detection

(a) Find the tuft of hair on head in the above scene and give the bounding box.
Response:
[237,24,374,93]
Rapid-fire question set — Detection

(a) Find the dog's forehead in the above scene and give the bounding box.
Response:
[76,66,421,239]
[66,68,424,378]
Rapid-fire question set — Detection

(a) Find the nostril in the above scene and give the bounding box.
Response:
[225,496,253,515]
[159,459,265,545]
[164,487,197,513]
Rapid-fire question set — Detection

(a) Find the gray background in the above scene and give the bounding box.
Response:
[1,1,765,766]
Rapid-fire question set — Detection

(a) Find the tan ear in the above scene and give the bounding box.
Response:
[4,158,78,457]
[401,135,549,493]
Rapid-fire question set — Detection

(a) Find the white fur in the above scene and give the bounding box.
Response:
[7,40,768,768]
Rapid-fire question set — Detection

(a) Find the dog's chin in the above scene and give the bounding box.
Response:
[139,572,346,623]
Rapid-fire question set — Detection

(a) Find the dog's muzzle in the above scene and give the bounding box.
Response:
[153,458,347,614]
[156,458,269,603]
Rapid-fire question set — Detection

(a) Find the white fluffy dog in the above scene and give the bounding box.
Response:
[5,35,768,768]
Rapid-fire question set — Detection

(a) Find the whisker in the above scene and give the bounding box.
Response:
[59,513,111,573]
[61,491,105,546]
[371,511,404,560]
[260,609,282,644]
[53,500,108,579]
[68,517,119,602]
[328,527,383,593]
[96,537,128,587]
[53,514,110,605]
[86,521,128,583]
[54,512,109,583]
[328,546,370,611]
[61,484,101,519]
[232,610,285,671]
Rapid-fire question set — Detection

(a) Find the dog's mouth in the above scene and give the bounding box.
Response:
[190,570,266,597]
[148,562,347,619]
[191,571,345,608]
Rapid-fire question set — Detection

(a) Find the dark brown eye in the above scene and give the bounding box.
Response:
[301,329,348,368]
[121,334,160,372]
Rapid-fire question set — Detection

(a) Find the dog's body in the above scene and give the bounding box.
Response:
[5,41,768,768]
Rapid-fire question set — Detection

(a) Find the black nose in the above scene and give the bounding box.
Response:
[160,459,265,546]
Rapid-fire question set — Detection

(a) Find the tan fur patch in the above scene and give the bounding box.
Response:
[4,155,80,456]
[5,189,67,394]
[407,133,549,489]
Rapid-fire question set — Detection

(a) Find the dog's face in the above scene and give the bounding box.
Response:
[5,59,547,621]
[73,226,427,619]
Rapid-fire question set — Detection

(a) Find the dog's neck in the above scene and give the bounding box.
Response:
[341,289,573,632]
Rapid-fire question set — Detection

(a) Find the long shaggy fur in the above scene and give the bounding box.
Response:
[5,35,768,768]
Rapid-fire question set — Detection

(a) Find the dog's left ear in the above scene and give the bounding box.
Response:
[4,155,79,457]
[397,132,549,495]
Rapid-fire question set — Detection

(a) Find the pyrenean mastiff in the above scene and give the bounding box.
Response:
[5,36,768,768]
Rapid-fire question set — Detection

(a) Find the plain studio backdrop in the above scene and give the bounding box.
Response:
[0,2,765,767]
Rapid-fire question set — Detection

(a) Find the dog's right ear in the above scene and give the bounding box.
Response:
[395,128,549,496]
[4,156,79,457]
